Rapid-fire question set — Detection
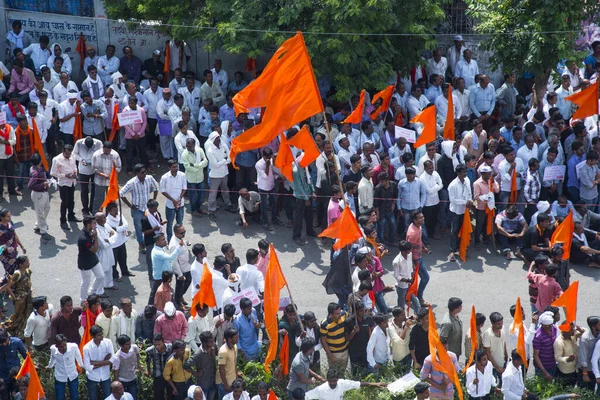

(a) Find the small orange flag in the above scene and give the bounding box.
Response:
[287,126,320,168]
[75,33,86,70]
[551,281,579,332]
[428,308,464,400]
[318,206,363,250]
[231,33,324,167]
[550,209,574,260]
[79,308,93,364]
[485,178,495,235]
[510,297,528,369]
[30,118,48,170]
[457,208,473,262]
[462,305,477,373]
[108,102,120,142]
[73,103,82,142]
[100,164,119,210]
[412,105,437,148]
[274,134,295,182]
[279,333,290,376]
[369,85,395,120]
[509,168,518,204]
[264,244,288,372]
[565,80,599,120]
[16,352,45,400]
[343,89,366,124]
[444,85,455,140]
[268,389,278,400]
[405,262,419,314]
[190,263,217,316]
[163,42,171,86]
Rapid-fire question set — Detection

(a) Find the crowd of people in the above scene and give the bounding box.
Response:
[0,18,599,400]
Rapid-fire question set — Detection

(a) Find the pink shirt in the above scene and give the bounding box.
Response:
[473,177,499,210]
[327,199,341,226]
[154,283,172,312]
[256,252,269,277]
[123,106,148,139]
[153,311,188,343]
[526,272,563,311]
[406,223,423,259]
[367,256,385,294]
[9,68,34,95]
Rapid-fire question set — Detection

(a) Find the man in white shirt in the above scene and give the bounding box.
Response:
[95,212,118,291]
[23,296,53,352]
[204,132,234,220]
[305,369,385,399]
[185,304,213,353]
[53,72,79,104]
[58,91,80,146]
[406,86,430,126]
[447,35,468,76]
[81,65,104,100]
[83,325,114,400]
[97,45,120,87]
[426,48,448,79]
[156,89,175,159]
[170,223,192,309]
[366,314,391,370]
[167,40,192,73]
[143,77,163,146]
[160,160,187,241]
[178,76,202,118]
[358,166,374,214]
[393,241,413,311]
[434,84,462,127]
[466,349,499,399]
[200,69,225,107]
[23,35,51,74]
[255,148,282,231]
[48,333,84,398]
[501,350,527,400]
[26,102,50,148]
[237,249,265,297]
[211,59,229,95]
[105,381,134,400]
[448,164,473,262]
[454,77,471,134]
[455,49,479,87]
[498,147,526,213]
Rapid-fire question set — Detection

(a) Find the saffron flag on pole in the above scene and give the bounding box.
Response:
[108,102,120,142]
[268,389,278,400]
[343,89,366,124]
[428,308,464,400]
[486,178,495,235]
[30,118,48,170]
[509,169,518,204]
[76,33,86,70]
[369,85,395,120]
[16,352,45,400]
[565,80,599,120]
[405,262,419,314]
[457,208,473,262]
[444,84,455,140]
[287,126,320,168]
[318,206,363,250]
[510,297,528,369]
[264,244,288,372]
[231,32,323,167]
[411,105,436,149]
[100,164,119,210]
[462,305,478,373]
[274,134,295,182]
[190,263,217,316]
[163,41,171,86]
[73,104,83,142]
[279,333,290,376]
[550,209,574,260]
[551,281,579,332]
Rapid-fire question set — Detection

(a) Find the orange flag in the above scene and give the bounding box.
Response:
[73,104,82,142]
[16,352,45,400]
[509,168,518,203]
[279,333,290,376]
[462,305,477,373]
[287,126,320,168]
[405,262,419,314]
[109,102,120,142]
[231,33,323,167]
[190,263,217,316]
[369,85,395,120]
[264,244,288,372]
[550,209,574,260]
[485,178,495,236]
[428,308,464,400]
[75,33,86,70]
[100,164,119,210]
[444,85,455,140]
[318,206,363,250]
[551,281,579,332]
[343,89,366,124]
[163,42,171,86]
[30,118,48,170]
[79,308,93,366]
[510,297,528,369]
[457,208,473,262]
[268,389,278,400]
[412,105,437,148]
[274,134,294,181]
[565,80,599,120]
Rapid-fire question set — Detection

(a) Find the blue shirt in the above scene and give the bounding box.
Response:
[199,116,221,138]
[469,84,496,116]
[219,104,236,124]
[151,244,181,280]
[584,54,597,79]
[425,86,442,103]
[499,126,513,142]
[466,168,476,193]
[228,81,248,92]
[0,337,27,380]
[567,154,585,189]
[397,178,427,210]
[233,310,261,360]
[1,104,23,128]
[510,139,524,153]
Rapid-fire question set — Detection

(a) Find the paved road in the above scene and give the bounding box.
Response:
[6,175,600,330]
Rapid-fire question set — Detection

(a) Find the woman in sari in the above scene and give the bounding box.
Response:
[0,209,26,275]
[2,255,32,337]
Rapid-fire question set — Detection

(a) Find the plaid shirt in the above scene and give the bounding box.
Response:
[15,130,34,162]
[523,168,540,203]
[91,149,122,186]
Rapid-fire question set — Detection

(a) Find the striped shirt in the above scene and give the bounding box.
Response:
[420,352,460,398]
[320,312,348,353]
[532,325,558,370]
[119,176,159,211]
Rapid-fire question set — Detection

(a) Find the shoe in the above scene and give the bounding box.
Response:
[208,213,217,222]
[68,216,82,222]
[115,276,122,282]
[105,286,119,291]
[61,222,71,231]
[41,233,52,241]
[139,245,146,254]
[263,224,274,232]
[123,272,135,277]
[448,253,457,262]
[34,227,40,234]
[100,293,109,298]
[294,238,306,246]
[514,250,526,261]
[273,218,284,226]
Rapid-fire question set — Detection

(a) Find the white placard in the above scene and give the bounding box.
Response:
[117,110,142,126]
[0,112,6,126]
[394,126,416,143]
[230,287,261,313]
[279,297,291,311]
[543,165,566,181]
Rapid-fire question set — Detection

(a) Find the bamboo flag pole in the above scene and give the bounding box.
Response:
[284,281,304,332]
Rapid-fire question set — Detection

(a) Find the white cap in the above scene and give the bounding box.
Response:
[480,165,492,173]
[539,311,554,325]
[153,49,161,56]
[356,247,370,255]
[537,201,550,213]
[164,302,176,317]
[67,92,78,99]
[454,35,464,41]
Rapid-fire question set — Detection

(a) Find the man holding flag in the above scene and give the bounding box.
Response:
[92,141,121,213]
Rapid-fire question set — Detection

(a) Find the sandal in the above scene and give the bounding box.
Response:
[448,253,457,262]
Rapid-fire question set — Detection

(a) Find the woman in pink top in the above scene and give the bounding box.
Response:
[256,239,269,277]
[327,185,343,226]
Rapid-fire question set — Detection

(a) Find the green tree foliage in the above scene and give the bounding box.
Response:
[103,0,448,100]
[465,0,600,96]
